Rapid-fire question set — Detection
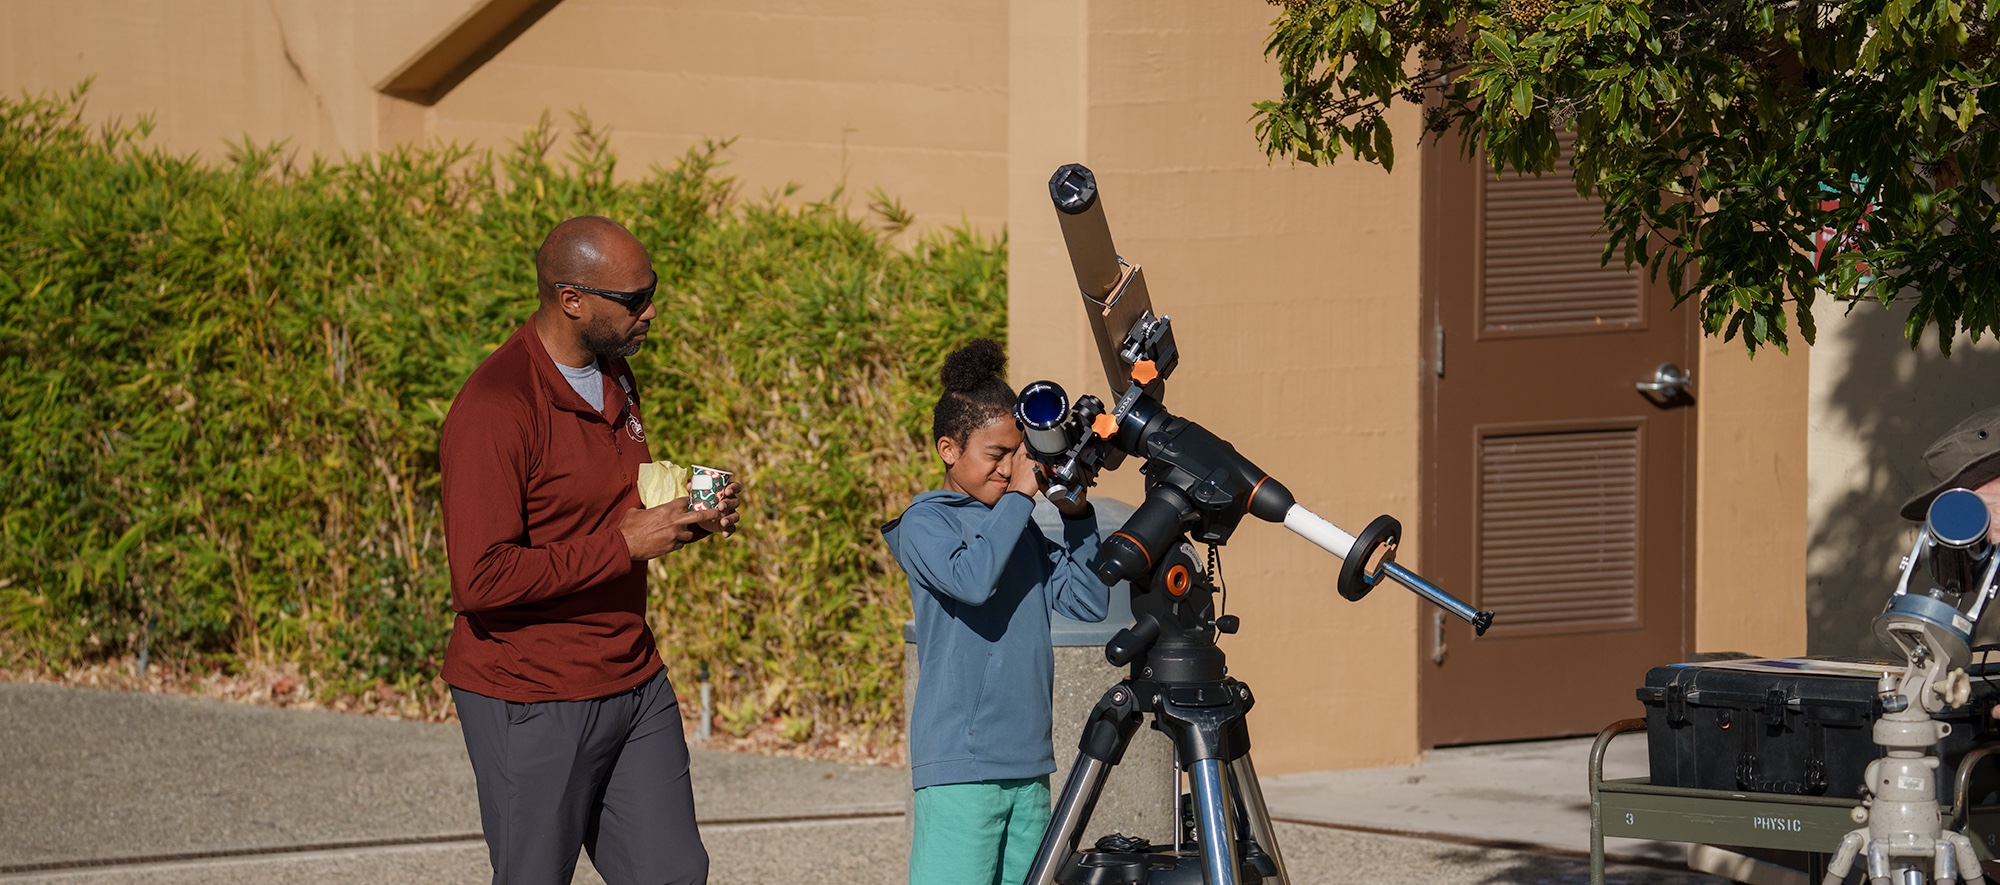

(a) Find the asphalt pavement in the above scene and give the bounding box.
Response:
[0,681,1718,884]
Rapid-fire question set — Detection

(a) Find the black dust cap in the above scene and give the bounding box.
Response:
[1049,164,1098,215]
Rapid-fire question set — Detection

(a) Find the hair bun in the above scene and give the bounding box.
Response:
[941,338,1007,393]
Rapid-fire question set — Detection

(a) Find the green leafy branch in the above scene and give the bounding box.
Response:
[1256,0,2000,353]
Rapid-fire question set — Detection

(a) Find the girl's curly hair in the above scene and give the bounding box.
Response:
[931,338,1015,445]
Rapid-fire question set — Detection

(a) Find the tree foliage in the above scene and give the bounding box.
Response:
[1254,0,2000,353]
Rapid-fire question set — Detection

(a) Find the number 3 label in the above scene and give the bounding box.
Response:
[1625,813,1634,825]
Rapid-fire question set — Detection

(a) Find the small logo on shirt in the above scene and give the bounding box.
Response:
[618,375,645,442]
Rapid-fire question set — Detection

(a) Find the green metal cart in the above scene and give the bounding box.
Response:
[1588,718,2000,885]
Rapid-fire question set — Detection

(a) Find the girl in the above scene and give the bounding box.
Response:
[882,338,1111,885]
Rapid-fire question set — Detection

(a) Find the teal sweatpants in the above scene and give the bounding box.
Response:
[909,776,1051,885]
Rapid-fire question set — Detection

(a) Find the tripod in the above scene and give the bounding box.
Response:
[1821,591,1988,885]
[1820,657,1982,885]
[1023,540,1290,885]
[1818,489,2000,885]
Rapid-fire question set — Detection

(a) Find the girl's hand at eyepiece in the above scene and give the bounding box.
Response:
[1006,445,1042,499]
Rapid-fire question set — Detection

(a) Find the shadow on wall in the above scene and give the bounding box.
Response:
[1807,304,2000,657]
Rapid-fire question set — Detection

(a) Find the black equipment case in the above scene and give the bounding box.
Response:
[1638,657,2000,802]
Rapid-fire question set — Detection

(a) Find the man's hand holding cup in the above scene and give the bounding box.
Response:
[688,465,740,537]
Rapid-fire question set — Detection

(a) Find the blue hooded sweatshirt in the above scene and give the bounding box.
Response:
[883,489,1110,790]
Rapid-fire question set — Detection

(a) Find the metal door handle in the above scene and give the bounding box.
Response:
[1636,363,1691,396]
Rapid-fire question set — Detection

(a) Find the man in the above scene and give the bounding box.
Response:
[439,215,740,885]
[1902,404,2000,542]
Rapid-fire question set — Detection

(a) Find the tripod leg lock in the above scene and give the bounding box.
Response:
[1077,684,1146,765]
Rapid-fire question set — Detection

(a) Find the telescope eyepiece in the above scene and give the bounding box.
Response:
[1049,164,1099,215]
[1015,381,1073,460]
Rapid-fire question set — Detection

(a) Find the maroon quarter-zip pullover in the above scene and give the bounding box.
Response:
[438,322,661,702]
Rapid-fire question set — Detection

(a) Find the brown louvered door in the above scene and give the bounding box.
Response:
[1418,133,1695,746]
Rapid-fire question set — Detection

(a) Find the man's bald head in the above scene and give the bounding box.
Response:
[535,216,651,302]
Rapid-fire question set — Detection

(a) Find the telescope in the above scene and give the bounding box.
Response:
[1019,163,1493,633]
[1877,487,2000,672]
[1019,164,1493,885]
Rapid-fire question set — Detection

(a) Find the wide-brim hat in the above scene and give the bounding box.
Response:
[1901,404,2000,520]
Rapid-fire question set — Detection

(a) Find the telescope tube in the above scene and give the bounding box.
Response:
[1049,165,1120,299]
[1928,489,1993,598]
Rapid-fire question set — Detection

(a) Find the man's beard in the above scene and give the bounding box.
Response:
[582,317,643,358]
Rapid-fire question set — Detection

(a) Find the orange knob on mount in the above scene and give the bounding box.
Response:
[1166,564,1191,597]
[1092,412,1118,439]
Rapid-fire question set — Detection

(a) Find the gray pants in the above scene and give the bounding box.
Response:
[454,668,708,885]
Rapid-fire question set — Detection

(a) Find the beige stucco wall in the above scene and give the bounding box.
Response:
[1807,300,2000,655]
[1694,336,1810,657]
[0,1,476,160]
[1009,2,1428,775]
[2,0,1008,234]
[418,0,1010,233]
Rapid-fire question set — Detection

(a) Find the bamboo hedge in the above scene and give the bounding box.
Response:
[0,85,1001,739]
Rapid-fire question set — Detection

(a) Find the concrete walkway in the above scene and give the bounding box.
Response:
[1261,733,1679,862]
[0,682,1717,884]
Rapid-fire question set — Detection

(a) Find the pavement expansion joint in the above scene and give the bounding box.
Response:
[0,834,487,877]
[0,811,910,879]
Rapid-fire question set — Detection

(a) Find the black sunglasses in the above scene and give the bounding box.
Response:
[558,273,658,312]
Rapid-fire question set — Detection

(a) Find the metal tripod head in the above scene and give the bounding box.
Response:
[1103,536,1229,682]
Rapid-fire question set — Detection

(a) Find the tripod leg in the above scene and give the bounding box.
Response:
[1229,754,1291,885]
[1822,829,1865,885]
[1173,761,1187,854]
[1944,830,1985,885]
[1190,758,1245,885]
[1022,682,1147,885]
[1023,756,1113,885]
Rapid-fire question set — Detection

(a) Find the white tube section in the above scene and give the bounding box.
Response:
[1282,504,1356,559]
